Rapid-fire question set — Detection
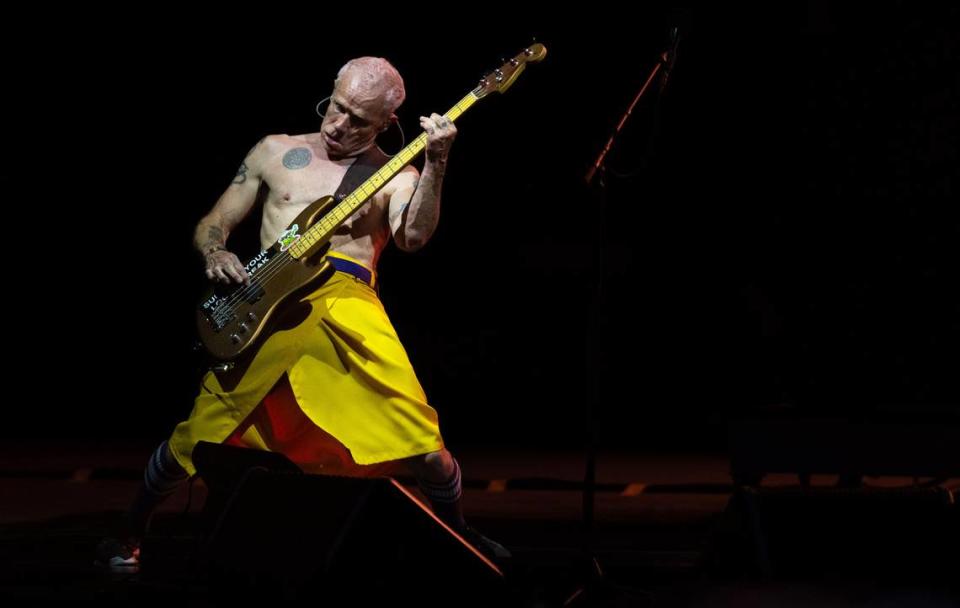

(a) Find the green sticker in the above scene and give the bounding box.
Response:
[278,224,301,252]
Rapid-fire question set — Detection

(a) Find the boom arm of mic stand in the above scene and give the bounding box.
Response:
[584,57,666,187]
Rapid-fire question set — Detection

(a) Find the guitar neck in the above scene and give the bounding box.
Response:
[288,90,480,259]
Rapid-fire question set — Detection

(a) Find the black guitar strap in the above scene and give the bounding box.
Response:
[333,145,391,202]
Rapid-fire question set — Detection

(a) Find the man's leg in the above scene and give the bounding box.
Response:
[405,449,510,561]
[129,440,190,535]
[405,448,465,529]
[97,440,189,570]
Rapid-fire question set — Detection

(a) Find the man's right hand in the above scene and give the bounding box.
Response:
[204,249,250,284]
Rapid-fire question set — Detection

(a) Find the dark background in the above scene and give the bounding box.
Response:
[5,4,957,450]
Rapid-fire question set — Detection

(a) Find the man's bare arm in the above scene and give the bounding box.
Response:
[196,137,271,283]
[386,113,456,251]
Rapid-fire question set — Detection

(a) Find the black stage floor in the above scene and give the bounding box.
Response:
[2,441,957,606]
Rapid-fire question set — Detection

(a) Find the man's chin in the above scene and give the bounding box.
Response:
[328,140,373,159]
[322,132,339,148]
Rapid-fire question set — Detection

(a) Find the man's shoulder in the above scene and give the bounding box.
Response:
[244,134,303,165]
[258,133,298,151]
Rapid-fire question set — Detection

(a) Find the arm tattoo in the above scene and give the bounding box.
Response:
[232,137,264,185]
[389,202,410,223]
[232,162,248,185]
[390,178,419,223]
[202,225,226,253]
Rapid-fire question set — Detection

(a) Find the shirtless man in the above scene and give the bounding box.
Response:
[97,56,508,571]
[200,58,444,277]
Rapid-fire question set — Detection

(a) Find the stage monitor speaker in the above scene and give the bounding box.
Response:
[728,419,960,484]
[192,441,504,602]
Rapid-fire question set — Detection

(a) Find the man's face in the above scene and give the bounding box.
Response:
[320,72,393,158]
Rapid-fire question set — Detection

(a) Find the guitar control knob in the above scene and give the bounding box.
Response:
[230,333,241,344]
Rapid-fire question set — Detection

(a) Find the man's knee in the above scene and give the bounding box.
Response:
[406,448,454,481]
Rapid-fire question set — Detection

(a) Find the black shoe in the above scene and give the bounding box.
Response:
[460,526,511,563]
[95,537,140,573]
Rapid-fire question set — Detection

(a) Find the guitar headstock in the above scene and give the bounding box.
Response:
[474,43,547,99]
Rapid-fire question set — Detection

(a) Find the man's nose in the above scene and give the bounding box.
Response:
[332,114,350,132]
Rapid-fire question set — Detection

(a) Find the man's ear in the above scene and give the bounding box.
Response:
[380,114,398,132]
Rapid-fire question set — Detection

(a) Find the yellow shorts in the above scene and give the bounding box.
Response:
[168,252,444,476]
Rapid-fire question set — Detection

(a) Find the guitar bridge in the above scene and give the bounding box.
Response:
[200,292,233,331]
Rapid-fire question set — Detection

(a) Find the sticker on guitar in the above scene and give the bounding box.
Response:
[277,224,301,252]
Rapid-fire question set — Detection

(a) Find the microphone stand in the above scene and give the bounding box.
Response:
[565,31,679,607]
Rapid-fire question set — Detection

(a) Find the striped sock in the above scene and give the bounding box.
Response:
[417,458,466,530]
[143,440,189,498]
[126,441,188,538]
